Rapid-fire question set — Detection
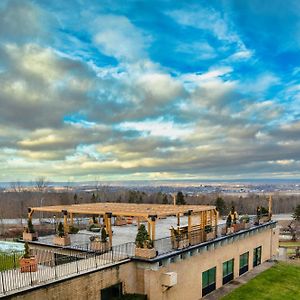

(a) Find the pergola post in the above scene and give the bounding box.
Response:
[177,213,180,228]
[62,210,68,233]
[149,215,157,241]
[147,220,151,237]
[187,210,193,244]
[106,212,113,248]
[214,209,218,237]
[27,208,33,221]
[268,195,272,219]
[70,213,74,226]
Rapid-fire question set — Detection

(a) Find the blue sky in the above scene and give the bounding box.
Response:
[0,0,300,181]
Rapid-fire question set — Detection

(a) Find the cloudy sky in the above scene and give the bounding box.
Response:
[0,0,300,182]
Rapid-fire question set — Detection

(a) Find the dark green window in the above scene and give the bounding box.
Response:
[223,259,234,284]
[253,246,262,267]
[239,252,249,275]
[202,267,216,296]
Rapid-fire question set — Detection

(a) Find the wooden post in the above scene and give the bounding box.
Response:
[147,220,151,237]
[173,194,176,206]
[106,212,113,248]
[27,208,33,221]
[137,217,140,228]
[70,213,74,226]
[62,210,68,233]
[187,210,193,244]
[149,215,157,241]
[177,213,180,227]
[268,195,272,219]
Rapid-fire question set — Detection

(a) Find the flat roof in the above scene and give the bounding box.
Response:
[30,203,216,218]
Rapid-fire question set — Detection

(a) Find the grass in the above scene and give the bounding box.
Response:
[279,241,300,247]
[0,252,23,271]
[222,263,300,300]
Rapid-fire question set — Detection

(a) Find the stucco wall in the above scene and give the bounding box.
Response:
[142,227,278,300]
[10,262,137,300]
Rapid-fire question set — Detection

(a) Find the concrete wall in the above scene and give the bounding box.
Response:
[10,262,137,300]
[142,227,278,300]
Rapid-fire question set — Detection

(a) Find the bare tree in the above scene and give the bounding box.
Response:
[35,177,49,192]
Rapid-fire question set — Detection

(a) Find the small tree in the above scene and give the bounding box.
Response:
[215,197,226,216]
[135,224,150,248]
[293,204,300,221]
[162,194,168,204]
[74,193,78,204]
[226,214,232,228]
[176,191,186,205]
[23,242,31,258]
[57,222,65,238]
[27,219,35,233]
[101,227,108,243]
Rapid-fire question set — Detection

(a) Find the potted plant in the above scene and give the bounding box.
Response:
[53,222,71,246]
[204,225,214,241]
[171,227,189,249]
[135,224,156,259]
[240,215,250,229]
[68,225,79,234]
[23,219,38,241]
[19,242,38,273]
[90,227,110,252]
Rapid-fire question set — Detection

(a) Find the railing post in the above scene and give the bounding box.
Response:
[13,252,16,269]
[75,255,79,273]
[0,269,5,295]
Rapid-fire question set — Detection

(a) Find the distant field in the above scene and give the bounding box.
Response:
[222,263,300,300]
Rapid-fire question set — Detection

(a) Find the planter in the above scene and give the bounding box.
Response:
[115,218,127,226]
[53,235,71,246]
[135,247,156,259]
[205,232,215,241]
[260,216,270,223]
[23,232,38,241]
[232,224,240,232]
[227,227,234,234]
[244,223,250,229]
[90,241,110,252]
[20,257,38,273]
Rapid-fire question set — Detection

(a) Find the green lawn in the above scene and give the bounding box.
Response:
[222,263,300,300]
[0,252,23,271]
[279,241,300,247]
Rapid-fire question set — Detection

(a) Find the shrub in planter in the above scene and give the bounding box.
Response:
[204,225,214,241]
[135,224,156,258]
[68,225,79,234]
[53,222,71,246]
[19,242,38,273]
[240,215,250,229]
[23,219,38,241]
[90,227,110,251]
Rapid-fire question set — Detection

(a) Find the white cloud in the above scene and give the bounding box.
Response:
[93,15,150,61]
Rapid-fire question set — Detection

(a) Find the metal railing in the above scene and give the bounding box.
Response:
[0,242,135,296]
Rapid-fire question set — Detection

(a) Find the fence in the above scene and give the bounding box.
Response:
[0,242,135,296]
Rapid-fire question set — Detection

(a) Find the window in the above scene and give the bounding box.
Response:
[223,259,234,285]
[202,267,216,296]
[253,246,262,267]
[101,283,122,300]
[239,252,249,275]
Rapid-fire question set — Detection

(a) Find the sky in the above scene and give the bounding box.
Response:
[0,0,300,182]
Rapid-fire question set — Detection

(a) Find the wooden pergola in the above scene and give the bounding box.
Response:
[28,203,218,246]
